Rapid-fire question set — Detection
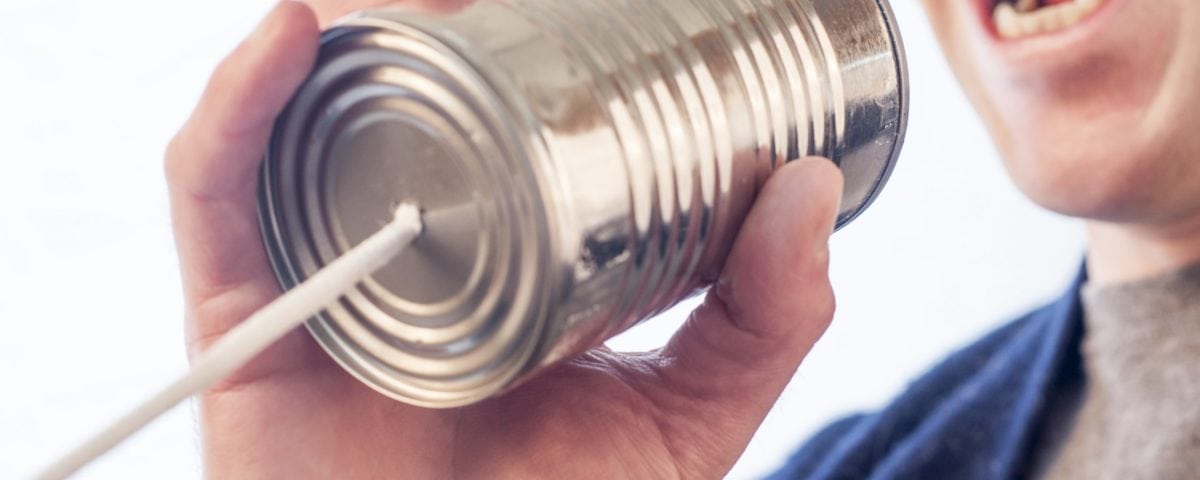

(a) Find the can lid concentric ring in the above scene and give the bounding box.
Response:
[259,19,558,407]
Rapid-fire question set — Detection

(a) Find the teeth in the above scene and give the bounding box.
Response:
[993,0,1103,39]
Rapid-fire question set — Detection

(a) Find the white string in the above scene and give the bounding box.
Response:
[34,203,423,480]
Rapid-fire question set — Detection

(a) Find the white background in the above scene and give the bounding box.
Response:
[0,1,1085,478]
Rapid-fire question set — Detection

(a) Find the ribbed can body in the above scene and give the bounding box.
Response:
[258,0,907,407]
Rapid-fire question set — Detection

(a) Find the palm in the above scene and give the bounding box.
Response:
[194,252,768,477]
[169,3,841,478]
[203,317,729,477]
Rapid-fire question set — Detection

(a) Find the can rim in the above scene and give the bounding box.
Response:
[833,0,910,229]
[257,13,567,408]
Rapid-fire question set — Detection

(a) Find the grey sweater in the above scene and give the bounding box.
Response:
[1034,262,1200,479]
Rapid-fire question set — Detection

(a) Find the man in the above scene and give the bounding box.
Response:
[164,0,1200,477]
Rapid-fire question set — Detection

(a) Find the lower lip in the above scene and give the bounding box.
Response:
[975,0,1126,63]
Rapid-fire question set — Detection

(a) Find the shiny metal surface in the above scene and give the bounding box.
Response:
[259,0,908,407]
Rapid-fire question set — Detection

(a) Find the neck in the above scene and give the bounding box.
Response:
[1087,212,1200,287]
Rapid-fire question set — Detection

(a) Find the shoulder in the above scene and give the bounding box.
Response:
[769,293,1082,480]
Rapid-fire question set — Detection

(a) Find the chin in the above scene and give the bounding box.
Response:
[992,65,1200,225]
[1003,127,1177,223]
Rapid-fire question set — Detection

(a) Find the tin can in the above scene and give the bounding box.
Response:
[259,0,908,407]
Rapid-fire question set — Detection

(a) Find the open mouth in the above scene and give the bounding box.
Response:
[990,0,1104,39]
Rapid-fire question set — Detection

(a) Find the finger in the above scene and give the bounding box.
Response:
[405,0,477,13]
[656,157,843,409]
[308,0,478,27]
[165,1,318,350]
[167,1,317,205]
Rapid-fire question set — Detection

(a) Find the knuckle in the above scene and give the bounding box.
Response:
[813,284,837,324]
[796,256,835,324]
[208,49,246,96]
[163,131,191,187]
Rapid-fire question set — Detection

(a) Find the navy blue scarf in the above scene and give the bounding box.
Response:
[769,268,1087,479]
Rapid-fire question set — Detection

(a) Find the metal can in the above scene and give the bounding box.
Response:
[258,0,908,407]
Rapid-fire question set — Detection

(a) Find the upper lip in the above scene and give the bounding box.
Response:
[973,0,1124,66]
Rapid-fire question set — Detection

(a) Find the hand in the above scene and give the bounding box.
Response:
[165,2,844,478]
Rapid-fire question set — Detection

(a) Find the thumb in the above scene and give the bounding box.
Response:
[653,156,842,431]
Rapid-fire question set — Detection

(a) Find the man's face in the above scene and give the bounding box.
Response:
[921,0,1200,224]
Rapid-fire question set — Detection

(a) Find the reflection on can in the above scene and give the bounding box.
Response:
[259,0,908,407]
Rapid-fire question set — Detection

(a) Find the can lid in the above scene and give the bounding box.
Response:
[259,19,557,407]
